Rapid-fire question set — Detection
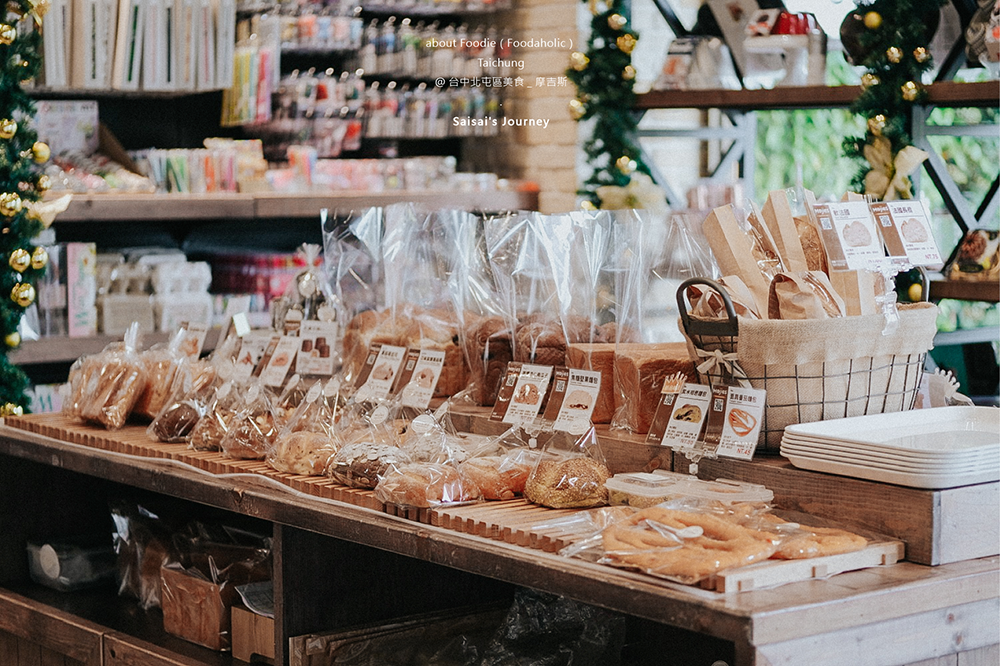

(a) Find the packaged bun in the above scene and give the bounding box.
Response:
[189,381,241,451]
[524,427,610,509]
[794,215,828,273]
[267,379,341,475]
[64,323,146,430]
[220,382,278,460]
[147,360,218,443]
[328,441,411,489]
[374,462,481,508]
[133,330,188,420]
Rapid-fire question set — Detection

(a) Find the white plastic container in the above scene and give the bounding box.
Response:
[27,538,116,592]
[605,470,773,508]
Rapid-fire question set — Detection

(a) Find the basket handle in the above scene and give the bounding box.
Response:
[676,277,741,338]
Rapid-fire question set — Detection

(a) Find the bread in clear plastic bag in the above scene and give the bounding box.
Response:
[148,359,219,443]
[458,427,538,501]
[219,382,278,460]
[64,323,146,430]
[189,380,241,451]
[374,461,481,508]
[329,441,412,489]
[133,329,190,420]
[268,379,342,475]
[524,427,610,509]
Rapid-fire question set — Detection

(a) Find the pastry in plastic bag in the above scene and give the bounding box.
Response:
[374,461,481,508]
[328,441,412,489]
[189,381,240,451]
[524,428,610,509]
[268,379,341,475]
[133,330,189,420]
[64,323,146,430]
[220,383,277,460]
[148,360,218,443]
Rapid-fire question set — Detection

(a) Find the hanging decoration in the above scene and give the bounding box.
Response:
[1,0,53,413]
[566,0,652,208]
[842,0,946,200]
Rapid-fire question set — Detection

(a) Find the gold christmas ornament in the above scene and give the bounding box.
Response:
[581,200,597,211]
[0,23,16,45]
[913,47,929,63]
[31,141,50,163]
[615,34,637,54]
[0,403,24,417]
[569,51,589,71]
[867,114,887,136]
[863,11,882,30]
[5,331,20,348]
[0,118,16,140]
[886,46,902,63]
[36,174,51,192]
[0,192,23,217]
[8,248,30,273]
[901,80,919,101]
[30,246,48,269]
[568,99,586,120]
[29,0,51,23]
[622,65,636,80]
[607,13,627,30]
[11,282,35,307]
[588,0,609,15]
[861,73,880,88]
[615,155,637,174]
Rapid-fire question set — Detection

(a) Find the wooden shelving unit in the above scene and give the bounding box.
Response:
[9,328,221,366]
[51,189,539,223]
[636,80,1000,111]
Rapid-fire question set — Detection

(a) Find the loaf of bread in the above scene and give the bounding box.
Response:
[459,454,532,500]
[524,456,610,509]
[794,215,828,273]
[329,441,411,489]
[220,410,276,460]
[374,462,480,508]
[134,352,182,420]
[565,343,616,424]
[462,315,513,406]
[268,430,338,475]
[613,343,697,434]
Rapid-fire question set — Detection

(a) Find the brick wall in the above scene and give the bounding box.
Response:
[464,0,580,213]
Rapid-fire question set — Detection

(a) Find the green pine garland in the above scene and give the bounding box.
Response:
[1,0,48,415]
[842,0,946,199]
[566,0,649,207]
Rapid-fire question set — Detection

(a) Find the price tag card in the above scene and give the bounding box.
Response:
[814,201,885,271]
[870,201,943,268]
[297,320,339,377]
[489,362,553,427]
[653,383,713,451]
[259,336,300,387]
[244,334,280,381]
[542,367,602,434]
[396,348,446,410]
[645,373,691,445]
[714,385,767,460]
[353,343,407,401]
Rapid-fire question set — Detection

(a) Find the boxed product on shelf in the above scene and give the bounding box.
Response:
[67,243,98,338]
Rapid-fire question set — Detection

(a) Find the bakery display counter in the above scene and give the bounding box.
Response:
[0,413,997,666]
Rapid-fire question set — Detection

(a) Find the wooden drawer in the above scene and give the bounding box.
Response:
[0,589,103,666]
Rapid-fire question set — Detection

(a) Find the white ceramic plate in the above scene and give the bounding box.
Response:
[781,450,1000,489]
[779,441,996,473]
[784,407,1000,454]
[780,434,1000,466]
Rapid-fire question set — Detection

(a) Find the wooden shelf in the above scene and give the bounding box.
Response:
[929,278,1000,303]
[51,189,539,223]
[10,328,221,366]
[636,80,1000,111]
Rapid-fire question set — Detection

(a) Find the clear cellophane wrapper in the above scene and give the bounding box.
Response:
[327,396,409,489]
[374,460,482,509]
[557,498,869,585]
[741,200,786,283]
[272,374,312,428]
[219,381,278,460]
[133,328,189,420]
[322,207,385,335]
[267,378,343,475]
[458,426,540,501]
[188,379,242,451]
[523,427,610,509]
[147,359,219,443]
[64,323,146,430]
[451,211,524,406]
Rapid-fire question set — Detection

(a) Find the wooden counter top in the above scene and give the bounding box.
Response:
[0,416,997,666]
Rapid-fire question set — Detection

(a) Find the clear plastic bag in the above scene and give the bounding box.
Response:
[64,323,147,430]
[374,461,481,508]
[147,359,218,443]
[267,379,342,475]
[523,427,610,509]
[458,427,538,501]
[133,328,189,420]
[189,380,242,451]
[219,382,278,460]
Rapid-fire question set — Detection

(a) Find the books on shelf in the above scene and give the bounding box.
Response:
[41,0,236,92]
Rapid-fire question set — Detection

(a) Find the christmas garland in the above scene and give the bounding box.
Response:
[1,0,55,415]
[842,0,947,200]
[566,0,652,208]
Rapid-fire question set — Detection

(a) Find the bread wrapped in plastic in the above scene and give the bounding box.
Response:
[267,379,342,475]
[611,343,697,434]
[220,382,278,460]
[133,330,189,420]
[524,427,610,509]
[64,323,146,430]
[189,380,241,451]
[374,462,481,508]
[147,360,218,443]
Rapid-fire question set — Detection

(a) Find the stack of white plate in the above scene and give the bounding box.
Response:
[780,406,999,489]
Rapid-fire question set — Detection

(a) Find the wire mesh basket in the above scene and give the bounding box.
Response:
[677,278,939,454]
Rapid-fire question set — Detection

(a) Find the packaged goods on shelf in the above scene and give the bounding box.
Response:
[26,535,117,592]
[44,153,157,194]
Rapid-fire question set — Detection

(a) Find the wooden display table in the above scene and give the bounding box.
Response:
[0,414,997,666]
